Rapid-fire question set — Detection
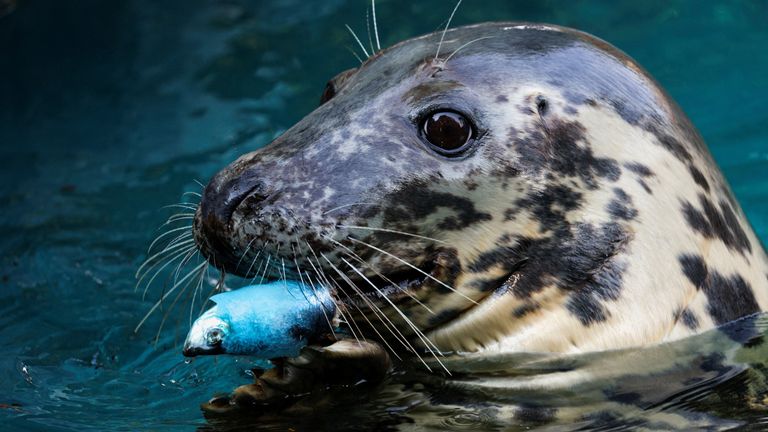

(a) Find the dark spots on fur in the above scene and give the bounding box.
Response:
[678,254,760,326]
[430,249,463,294]
[504,222,631,327]
[468,240,530,274]
[624,162,654,177]
[674,307,700,330]
[516,184,583,232]
[681,194,752,255]
[512,302,538,318]
[426,308,462,328]
[382,179,492,231]
[545,119,621,189]
[470,274,513,292]
[518,105,535,116]
[638,179,653,194]
[495,94,508,103]
[566,259,627,325]
[654,130,692,163]
[607,188,638,220]
[463,178,479,191]
[623,162,654,194]
[689,165,710,192]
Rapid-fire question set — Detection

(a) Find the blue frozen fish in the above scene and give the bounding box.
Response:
[182,281,336,359]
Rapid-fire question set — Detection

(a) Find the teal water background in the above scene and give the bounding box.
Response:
[0,1,767,430]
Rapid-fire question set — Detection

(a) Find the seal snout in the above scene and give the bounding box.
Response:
[194,168,270,275]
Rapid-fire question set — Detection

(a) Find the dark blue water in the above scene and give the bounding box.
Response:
[1,1,767,430]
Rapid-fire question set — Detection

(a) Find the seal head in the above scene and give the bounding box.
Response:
[192,22,768,356]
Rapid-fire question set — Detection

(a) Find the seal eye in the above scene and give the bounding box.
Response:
[205,328,224,346]
[421,111,474,155]
[319,82,336,105]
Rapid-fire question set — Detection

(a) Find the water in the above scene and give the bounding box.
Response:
[0,0,767,430]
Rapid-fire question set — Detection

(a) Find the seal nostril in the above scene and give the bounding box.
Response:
[195,169,270,273]
[200,173,268,227]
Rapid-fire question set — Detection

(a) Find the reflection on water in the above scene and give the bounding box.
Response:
[0,0,766,430]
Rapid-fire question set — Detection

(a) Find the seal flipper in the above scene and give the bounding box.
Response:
[201,339,391,417]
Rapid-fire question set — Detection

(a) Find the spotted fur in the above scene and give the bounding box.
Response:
[192,22,768,360]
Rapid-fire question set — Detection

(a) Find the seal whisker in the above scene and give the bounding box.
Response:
[336,224,447,244]
[292,242,338,340]
[302,270,338,341]
[155,255,204,344]
[434,0,463,60]
[346,46,364,64]
[189,256,208,325]
[371,0,381,51]
[235,237,259,272]
[443,36,495,63]
[304,251,364,347]
[322,202,378,215]
[182,191,201,199]
[322,253,410,362]
[135,241,195,289]
[161,203,197,211]
[323,234,435,314]
[341,256,449,373]
[136,247,196,301]
[140,239,194,277]
[345,24,370,59]
[172,247,199,286]
[135,261,208,332]
[365,7,375,56]
[242,249,263,279]
[257,252,272,284]
[348,236,478,304]
[165,214,195,223]
[147,226,192,255]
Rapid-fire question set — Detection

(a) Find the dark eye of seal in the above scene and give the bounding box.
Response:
[421,111,474,156]
[319,81,335,105]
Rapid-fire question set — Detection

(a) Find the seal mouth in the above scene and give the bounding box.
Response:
[331,257,441,307]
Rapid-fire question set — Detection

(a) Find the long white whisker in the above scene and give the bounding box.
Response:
[323,235,434,314]
[371,0,381,51]
[348,236,477,305]
[322,202,377,215]
[302,271,338,341]
[304,243,364,346]
[345,24,370,58]
[135,261,208,332]
[321,254,407,361]
[435,0,463,60]
[346,47,364,64]
[135,245,195,295]
[147,226,192,254]
[135,239,195,281]
[235,237,259,272]
[365,7,375,56]
[162,203,197,211]
[337,225,446,244]
[444,36,494,63]
[341,257,447,373]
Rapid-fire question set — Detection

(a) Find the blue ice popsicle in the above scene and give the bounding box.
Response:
[182,281,336,359]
